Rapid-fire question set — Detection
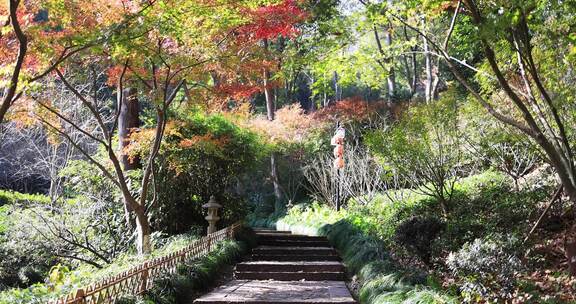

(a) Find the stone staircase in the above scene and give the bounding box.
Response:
[193,229,356,304]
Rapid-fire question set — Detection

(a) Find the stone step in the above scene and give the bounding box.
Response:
[235,271,344,281]
[256,234,327,242]
[253,246,337,256]
[193,280,356,304]
[253,228,292,234]
[258,239,331,247]
[236,261,345,273]
[250,254,341,262]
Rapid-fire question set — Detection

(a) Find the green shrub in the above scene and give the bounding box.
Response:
[394,216,445,266]
[446,236,523,303]
[365,94,465,216]
[0,190,50,206]
[153,112,264,234]
[346,190,432,244]
[440,171,548,252]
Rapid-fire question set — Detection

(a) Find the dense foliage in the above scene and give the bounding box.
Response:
[152,112,263,234]
[3,0,576,302]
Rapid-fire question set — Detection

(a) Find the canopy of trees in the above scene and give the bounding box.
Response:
[1,0,576,303]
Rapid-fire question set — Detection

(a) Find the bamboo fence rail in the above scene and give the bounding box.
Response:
[49,222,242,304]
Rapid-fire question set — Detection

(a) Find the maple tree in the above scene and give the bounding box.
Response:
[11,0,309,255]
[0,0,154,125]
[204,0,307,110]
[237,0,307,42]
[222,0,309,210]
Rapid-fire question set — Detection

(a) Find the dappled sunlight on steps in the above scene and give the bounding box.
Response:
[193,228,357,304]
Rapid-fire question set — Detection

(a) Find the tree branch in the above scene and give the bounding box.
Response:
[0,0,28,124]
[35,115,119,187]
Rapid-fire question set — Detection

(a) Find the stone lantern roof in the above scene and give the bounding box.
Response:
[202,195,222,209]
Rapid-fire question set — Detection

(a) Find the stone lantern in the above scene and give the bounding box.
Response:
[202,195,222,235]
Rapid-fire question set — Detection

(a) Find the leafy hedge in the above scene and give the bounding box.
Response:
[0,190,51,206]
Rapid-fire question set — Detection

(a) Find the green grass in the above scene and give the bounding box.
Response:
[0,190,51,206]
[0,205,8,234]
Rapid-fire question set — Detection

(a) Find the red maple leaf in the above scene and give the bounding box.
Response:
[237,0,308,42]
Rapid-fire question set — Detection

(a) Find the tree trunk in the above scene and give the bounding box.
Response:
[384,13,396,102]
[566,224,576,276]
[262,50,282,211]
[373,24,396,102]
[0,0,28,124]
[264,80,282,211]
[118,87,140,230]
[118,88,141,170]
[263,38,275,121]
[422,18,433,103]
[402,25,418,96]
[431,67,441,99]
[271,152,283,212]
[439,198,449,218]
[134,205,152,255]
[333,71,341,102]
[264,69,275,121]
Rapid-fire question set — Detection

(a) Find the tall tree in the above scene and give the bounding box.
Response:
[390,0,576,274]
[233,0,308,210]
[22,0,265,255]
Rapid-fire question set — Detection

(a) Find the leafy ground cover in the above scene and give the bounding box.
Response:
[0,227,254,304]
[0,190,51,206]
[251,170,575,303]
[118,227,256,304]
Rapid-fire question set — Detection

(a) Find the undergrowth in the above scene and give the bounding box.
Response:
[117,227,255,304]
[259,207,456,304]
[0,190,51,206]
[248,170,550,303]
[0,227,254,304]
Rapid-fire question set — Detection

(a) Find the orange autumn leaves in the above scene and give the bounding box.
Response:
[312,97,389,122]
[0,0,132,76]
[122,120,231,174]
[244,98,387,146]
[206,0,309,107]
[179,133,230,151]
[246,104,313,144]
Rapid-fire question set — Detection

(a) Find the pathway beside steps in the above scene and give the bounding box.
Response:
[193,229,357,304]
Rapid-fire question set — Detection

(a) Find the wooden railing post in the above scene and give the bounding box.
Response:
[139,262,149,294]
[74,288,86,304]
